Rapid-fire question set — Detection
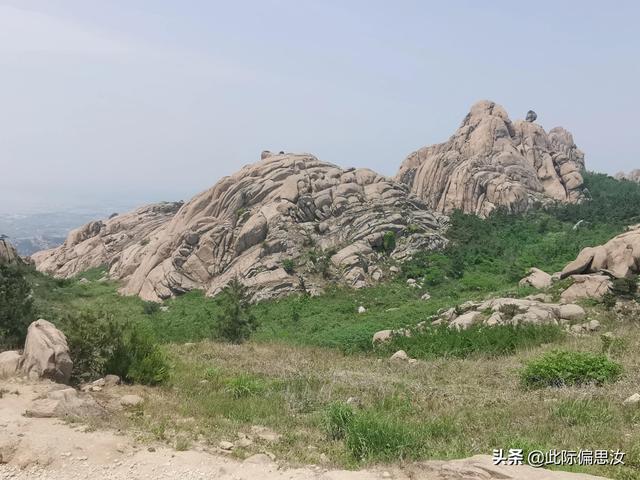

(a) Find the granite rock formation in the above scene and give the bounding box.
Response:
[32,202,183,279]
[35,154,447,301]
[396,100,586,217]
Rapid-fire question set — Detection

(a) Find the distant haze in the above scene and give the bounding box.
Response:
[1,0,639,214]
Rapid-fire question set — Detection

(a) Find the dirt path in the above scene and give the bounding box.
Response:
[0,379,609,480]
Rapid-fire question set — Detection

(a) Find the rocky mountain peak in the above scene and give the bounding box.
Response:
[396,100,585,217]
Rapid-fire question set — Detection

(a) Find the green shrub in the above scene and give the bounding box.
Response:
[611,276,638,298]
[0,265,34,349]
[119,322,170,385]
[382,231,396,254]
[60,312,125,382]
[143,301,160,315]
[601,292,617,310]
[344,411,421,462]
[382,324,565,360]
[225,374,266,399]
[324,402,355,440]
[215,278,258,343]
[282,259,295,274]
[60,312,170,385]
[520,350,623,389]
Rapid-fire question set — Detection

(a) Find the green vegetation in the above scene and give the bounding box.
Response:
[60,311,170,385]
[520,350,623,388]
[282,258,295,274]
[0,264,34,349]
[9,172,640,478]
[215,278,258,343]
[379,324,565,360]
[382,231,397,254]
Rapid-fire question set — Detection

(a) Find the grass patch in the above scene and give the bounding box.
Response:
[552,398,615,426]
[380,324,565,360]
[520,350,623,389]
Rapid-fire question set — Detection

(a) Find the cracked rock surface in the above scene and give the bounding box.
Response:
[396,100,586,217]
[34,153,447,302]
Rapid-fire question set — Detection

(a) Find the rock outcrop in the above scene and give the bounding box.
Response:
[35,154,447,302]
[0,238,21,265]
[615,170,640,183]
[561,226,640,279]
[32,202,183,279]
[19,319,73,384]
[396,100,585,217]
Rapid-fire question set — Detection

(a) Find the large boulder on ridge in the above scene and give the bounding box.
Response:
[395,100,586,217]
[19,319,73,384]
[35,153,447,302]
[561,225,640,279]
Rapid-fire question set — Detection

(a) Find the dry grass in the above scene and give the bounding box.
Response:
[92,305,640,478]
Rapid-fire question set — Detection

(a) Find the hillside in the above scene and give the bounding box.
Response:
[34,153,447,302]
[32,101,590,304]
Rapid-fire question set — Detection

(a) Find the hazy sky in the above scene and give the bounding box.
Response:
[1,1,638,213]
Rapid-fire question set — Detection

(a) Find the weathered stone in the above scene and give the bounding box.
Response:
[35,154,447,303]
[396,100,585,217]
[372,330,393,344]
[561,274,612,302]
[561,227,640,280]
[0,351,21,378]
[519,268,552,289]
[19,320,73,384]
[558,304,586,321]
[25,388,102,418]
[0,239,21,265]
[450,311,482,330]
[390,350,409,361]
[120,395,144,407]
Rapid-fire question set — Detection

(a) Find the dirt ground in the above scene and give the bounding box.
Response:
[0,378,609,480]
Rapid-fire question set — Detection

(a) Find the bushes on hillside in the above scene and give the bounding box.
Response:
[0,265,34,349]
[60,312,169,385]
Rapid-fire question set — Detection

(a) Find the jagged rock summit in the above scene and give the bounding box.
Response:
[396,100,586,217]
[34,153,447,302]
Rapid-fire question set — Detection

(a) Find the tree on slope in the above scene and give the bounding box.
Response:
[215,278,257,343]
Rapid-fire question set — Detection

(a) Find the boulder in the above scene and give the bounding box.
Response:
[19,320,73,384]
[624,393,640,405]
[450,311,482,330]
[396,100,585,217]
[372,330,393,344]
[560,274,612,303]
[561,227,640,279]
[0,350,21,378]
[390,350,409,361]
[120,394,144,407]
[558,304,586,321]
[25,387,102,418]
[519,268,552,289]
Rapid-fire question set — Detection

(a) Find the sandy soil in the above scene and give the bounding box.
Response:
[0,379,608,480]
